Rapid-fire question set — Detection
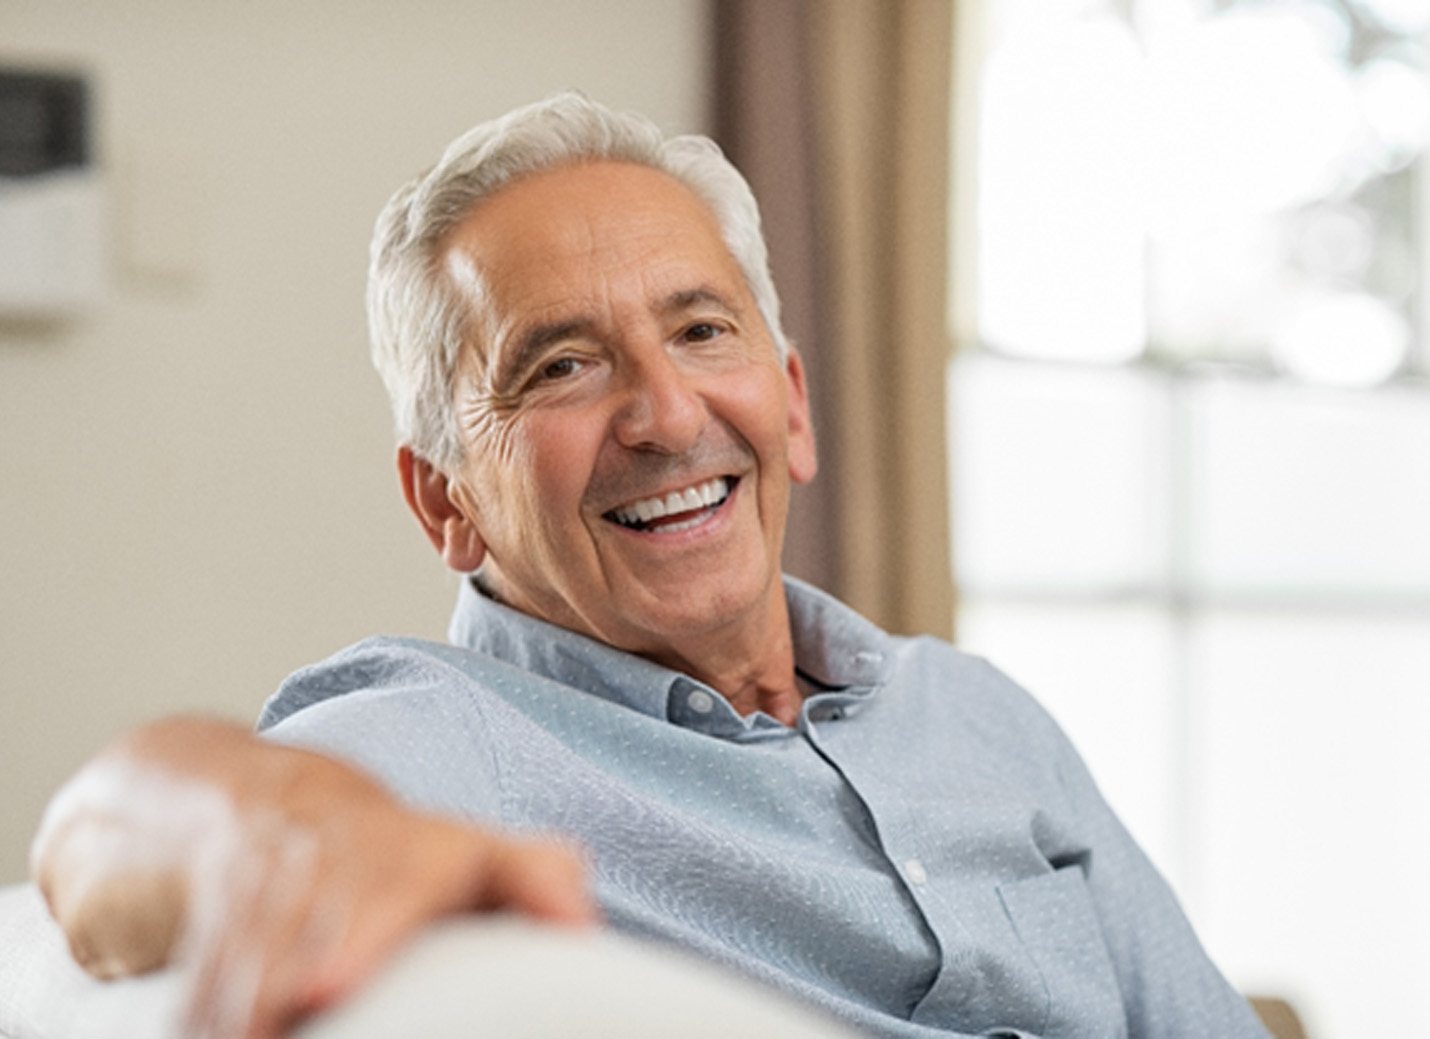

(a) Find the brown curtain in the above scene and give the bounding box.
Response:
[714,0,955,639]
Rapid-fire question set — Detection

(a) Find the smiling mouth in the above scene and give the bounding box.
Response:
[603,476,736,533]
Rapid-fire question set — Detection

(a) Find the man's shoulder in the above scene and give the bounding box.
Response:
[256,633,526,732]
[885,630,1015,692]
[883,634,1071,748]
[255,634,531,820]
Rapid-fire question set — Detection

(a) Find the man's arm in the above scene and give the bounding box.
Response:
[31,716,595,1039]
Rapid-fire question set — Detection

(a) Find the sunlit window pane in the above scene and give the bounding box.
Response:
[948,355,1169,592]
[1351,0,1430,35]
[1357,51,1430,170]
[1185,377,1430,596]
[1269,290,1411,386]
[975,0,1426,382]
[976,7,1145,362]
[1142,0,1423,379]
[1143,5,1360,227]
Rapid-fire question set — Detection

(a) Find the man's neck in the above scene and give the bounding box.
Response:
[658,575,806,724]
[477,570,806,726]
[650,609,803,726]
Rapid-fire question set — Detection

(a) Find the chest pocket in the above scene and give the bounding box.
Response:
[996,866,1128,1039]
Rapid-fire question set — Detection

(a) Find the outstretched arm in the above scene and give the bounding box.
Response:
[30,716,596,1039]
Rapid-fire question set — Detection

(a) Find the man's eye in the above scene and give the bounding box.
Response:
[538,357,582,382]
[683,322,722,343]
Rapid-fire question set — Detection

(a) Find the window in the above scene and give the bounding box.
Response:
[951,0,1430,1033]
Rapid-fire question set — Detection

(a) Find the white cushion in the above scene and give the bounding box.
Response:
[0,884,179,1039]
[0,885,852,1038]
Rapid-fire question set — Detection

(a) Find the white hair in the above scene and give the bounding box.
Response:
[367,92,788,471]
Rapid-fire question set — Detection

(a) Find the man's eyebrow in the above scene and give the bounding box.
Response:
[660,286,740,317]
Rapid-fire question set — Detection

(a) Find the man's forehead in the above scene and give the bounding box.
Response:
[442,162,748,351]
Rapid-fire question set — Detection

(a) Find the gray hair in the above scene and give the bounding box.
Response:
[367,92,788,471]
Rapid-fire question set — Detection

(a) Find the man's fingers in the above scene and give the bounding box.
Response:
[35,809,193,980]
[294,833,597,1017]
[478,838,599,925]
[182,825,324,1039]
[398,814,597,927]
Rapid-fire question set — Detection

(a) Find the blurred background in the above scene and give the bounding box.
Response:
[2,1,1427,1036]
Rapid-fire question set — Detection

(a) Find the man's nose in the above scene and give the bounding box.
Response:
[611,349,708,454]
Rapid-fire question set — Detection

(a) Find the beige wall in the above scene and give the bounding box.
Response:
[0,0,711,882]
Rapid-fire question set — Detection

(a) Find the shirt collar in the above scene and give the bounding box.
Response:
[447,575,895,732]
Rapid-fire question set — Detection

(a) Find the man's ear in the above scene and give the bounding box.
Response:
[784,348,818,485]
[397,446,487,573]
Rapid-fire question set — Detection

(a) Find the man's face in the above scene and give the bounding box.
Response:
[438,161,816,660]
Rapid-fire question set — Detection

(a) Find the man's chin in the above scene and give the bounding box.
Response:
[614,567,781,641]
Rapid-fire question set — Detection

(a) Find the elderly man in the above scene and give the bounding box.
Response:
[33,95,1269,1039]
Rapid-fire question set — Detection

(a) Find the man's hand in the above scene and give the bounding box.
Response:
[31,717,596,1039]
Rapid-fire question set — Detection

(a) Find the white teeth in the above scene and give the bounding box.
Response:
[611,477,730,527]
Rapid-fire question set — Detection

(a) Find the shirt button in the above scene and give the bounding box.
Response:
[687,689,715,714]
[904,859,928,886]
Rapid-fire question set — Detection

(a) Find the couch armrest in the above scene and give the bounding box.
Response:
[0,884,851,1039]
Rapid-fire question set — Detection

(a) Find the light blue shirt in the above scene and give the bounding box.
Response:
[258,577,1267,1038]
